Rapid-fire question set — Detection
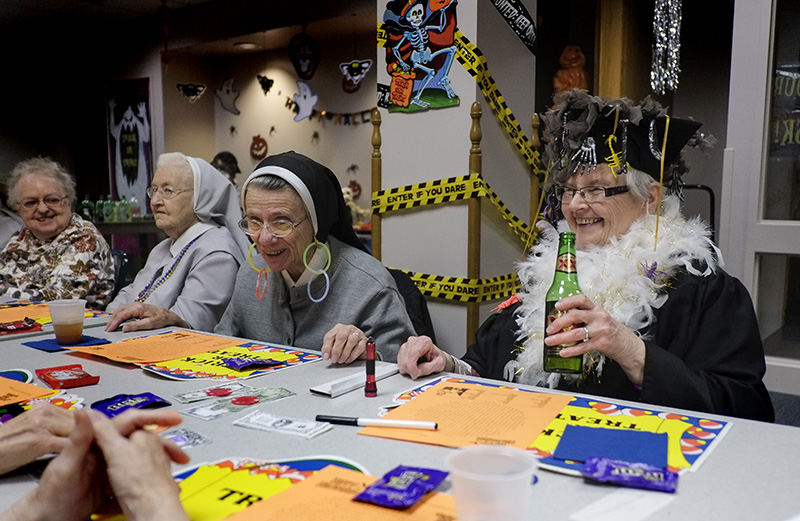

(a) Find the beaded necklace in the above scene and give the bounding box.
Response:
[135,236,200,303]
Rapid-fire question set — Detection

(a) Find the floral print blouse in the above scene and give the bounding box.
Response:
[0,214,115,308]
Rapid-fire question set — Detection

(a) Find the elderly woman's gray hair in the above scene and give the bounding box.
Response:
[7,157,77,212]
[156,152,194,187]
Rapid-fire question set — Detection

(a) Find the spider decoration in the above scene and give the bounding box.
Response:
[311,131,320,144]
[346,164,359,176]
[230,125,237,137]
[257,74,274,95]
[269,126,277,137]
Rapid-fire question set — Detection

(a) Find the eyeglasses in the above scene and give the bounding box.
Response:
[146,186,192,199]
[554,185,629,203]
[19,196,68,211]
[238,215,308,238]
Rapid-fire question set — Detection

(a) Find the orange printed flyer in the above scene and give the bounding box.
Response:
[0,377,52,406]
[224,465,456,521]
[70,330,240,364]
[359,380,574,448]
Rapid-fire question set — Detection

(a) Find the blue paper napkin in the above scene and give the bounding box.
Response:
[552,424,669,467]
[22,335,111,352]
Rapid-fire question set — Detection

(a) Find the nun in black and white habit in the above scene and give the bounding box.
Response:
[214,151,415,363]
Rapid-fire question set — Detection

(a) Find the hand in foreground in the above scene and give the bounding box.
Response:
[2,411,101,521]
[397,336,446,380]
[544,294,646,386]
[0,404,75,475]
[321,323,368,364]
[105,302,188,332]
[90,409,190,521]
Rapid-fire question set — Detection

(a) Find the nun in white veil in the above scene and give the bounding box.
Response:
[106,152,249,332]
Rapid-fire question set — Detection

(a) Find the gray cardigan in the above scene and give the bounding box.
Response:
[108,226,242,331]
[215,236,414,361]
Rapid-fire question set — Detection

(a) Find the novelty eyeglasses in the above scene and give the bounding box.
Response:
[554,185,629,203]
[238,215,308,238]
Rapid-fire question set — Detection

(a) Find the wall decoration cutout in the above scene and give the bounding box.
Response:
[230,125,238,137]
[284,97,373,126]
[347,178,362,200]
[215,78,241,115]
[288,32,320,80]
[269,125,277,136]
[250,135,268,160]
[292,81,318,122]
[311,131,320,144]
[382,0,459,112]
[339,59,373,93]
[257,74,275,95]
[106,78,153,217]
[176,83,207,103]
[346,164,359,176]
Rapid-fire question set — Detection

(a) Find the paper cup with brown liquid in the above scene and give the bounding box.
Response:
[47,299,86,345]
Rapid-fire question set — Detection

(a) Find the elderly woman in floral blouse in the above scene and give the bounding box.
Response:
[0,157,115,308]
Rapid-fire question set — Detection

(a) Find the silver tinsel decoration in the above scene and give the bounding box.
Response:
[650,0,682,95]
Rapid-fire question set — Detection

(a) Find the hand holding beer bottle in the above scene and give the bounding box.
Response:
[543,232,584,373]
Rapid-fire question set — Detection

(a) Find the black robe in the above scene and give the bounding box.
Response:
[462,268,775,422]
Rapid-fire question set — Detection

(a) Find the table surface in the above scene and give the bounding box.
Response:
[2,324,800,520]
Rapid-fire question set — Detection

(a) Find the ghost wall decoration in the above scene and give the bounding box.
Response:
[215,78,240,115]
[288,32,320,80]
[293,81,318,122]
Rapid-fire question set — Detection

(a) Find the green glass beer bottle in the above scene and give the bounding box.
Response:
[543,232,584,373]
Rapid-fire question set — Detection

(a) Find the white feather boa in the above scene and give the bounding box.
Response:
[512,198,720,388]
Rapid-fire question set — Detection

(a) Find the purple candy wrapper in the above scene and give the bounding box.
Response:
[583,457,678,493]
[91,392,171,418]
[354,465,448,509]
[222,357,283,371]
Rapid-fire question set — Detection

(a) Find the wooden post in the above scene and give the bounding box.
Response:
[371,108,382,261]
[530,113,542,227]
[467,102,482,344]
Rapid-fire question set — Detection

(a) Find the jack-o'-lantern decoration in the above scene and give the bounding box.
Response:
[250,135,268,160]
[553,45,588,95]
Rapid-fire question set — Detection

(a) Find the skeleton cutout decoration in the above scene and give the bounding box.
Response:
[257,74,274,95]
[340,59,373,93]
[382,0,459,112]
[176,83,207,103]
[216,78,240,115]
[288,32,320,80]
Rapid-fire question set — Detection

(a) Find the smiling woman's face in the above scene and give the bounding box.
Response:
[561,164,649,249]
[244,186,314,280]
[16,173,71,241]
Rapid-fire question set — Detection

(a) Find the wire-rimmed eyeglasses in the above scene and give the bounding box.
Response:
[19,196,68,211]
[238,215,308,238]
[145,186,192,199]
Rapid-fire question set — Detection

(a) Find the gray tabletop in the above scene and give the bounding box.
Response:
[2,327,799,520]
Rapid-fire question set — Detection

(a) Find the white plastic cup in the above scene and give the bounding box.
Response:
[47,299,86,345]
[446,445,537,521]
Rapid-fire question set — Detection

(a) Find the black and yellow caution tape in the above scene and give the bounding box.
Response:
[397,269,521,303]
[377,23,547,182]
[371,173,534,244]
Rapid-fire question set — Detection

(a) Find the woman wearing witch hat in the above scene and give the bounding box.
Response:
[398,90,774,422]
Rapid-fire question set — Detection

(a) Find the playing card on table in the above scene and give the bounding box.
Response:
[180,387,295,421]
[161,427,210,449]
[173,382,254,404]
[233,411,332,439]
